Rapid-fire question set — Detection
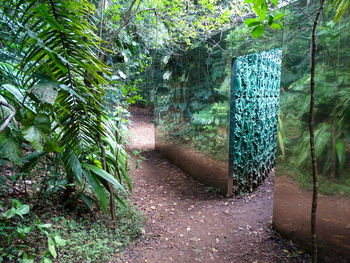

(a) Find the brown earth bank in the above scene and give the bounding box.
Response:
[113,107,310,263]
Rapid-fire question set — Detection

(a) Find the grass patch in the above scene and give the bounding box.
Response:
[50,206,143,263]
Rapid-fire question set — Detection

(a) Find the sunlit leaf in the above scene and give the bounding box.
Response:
[251,24,265,38]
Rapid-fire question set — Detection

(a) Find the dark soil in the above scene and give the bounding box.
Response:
[114,107,310,263]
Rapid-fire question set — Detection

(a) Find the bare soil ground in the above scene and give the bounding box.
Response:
[115,107,310,263]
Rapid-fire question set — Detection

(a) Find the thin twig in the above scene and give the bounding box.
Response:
[110,0,141,39]
[296,5,316,22]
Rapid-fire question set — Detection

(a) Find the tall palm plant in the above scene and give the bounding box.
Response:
[0,0,130,213]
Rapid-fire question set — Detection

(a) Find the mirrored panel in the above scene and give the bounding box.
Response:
[154,42,232,194]
[273,1,350,262]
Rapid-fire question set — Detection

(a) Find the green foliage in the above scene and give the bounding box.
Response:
[244,0,284,38]
[328,0,350,22]
[0,199,66,262]
[133,150,145,169]
[154,41,231,161]
[275,4,350,195]
[0,0,133,214]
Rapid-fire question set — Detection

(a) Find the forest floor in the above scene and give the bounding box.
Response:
[114,107,310,263]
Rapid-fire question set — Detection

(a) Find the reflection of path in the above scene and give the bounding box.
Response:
[155,141,230,195]
[116,107,308,263]
[273,176,350,263]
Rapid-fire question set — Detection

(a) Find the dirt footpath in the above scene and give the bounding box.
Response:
[115,107,309,263]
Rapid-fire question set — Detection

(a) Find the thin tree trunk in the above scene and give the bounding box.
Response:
[309,0,325,262]
[97,0,116,225]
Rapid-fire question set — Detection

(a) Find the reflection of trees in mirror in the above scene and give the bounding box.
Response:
[154,44,231,162]
[276,13,350,197]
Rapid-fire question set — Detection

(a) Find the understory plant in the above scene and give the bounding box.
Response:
[0,199,66,262]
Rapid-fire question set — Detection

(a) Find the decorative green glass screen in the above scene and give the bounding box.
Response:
[230,49,282,193]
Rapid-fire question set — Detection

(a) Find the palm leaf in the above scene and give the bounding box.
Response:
[83,164,127,194]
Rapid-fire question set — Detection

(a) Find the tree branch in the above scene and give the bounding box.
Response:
[110,0,143,40]
[0,101,16,133]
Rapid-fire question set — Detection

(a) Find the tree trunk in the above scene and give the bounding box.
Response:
[309,0,325,262]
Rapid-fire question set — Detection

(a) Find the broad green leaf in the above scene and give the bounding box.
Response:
[22,114,50,152]
[48,237,57,259]
[114,194,127,208]
[3,208,16,219]
[267,15,274,25]
[41,257,52,263]
[247,21,263,28]
[22,253,35,263]
[31,81,58,105]
[83,170,108,213]
[23,126,44,152]
[80,193,94,211]
[0,134,22,165]
[53,235,66,247]
[118,70,126,79]
[83,164,126,194]
[119,164,132,191]
[1,84,24,102]
[34,114,50,133]
[336,139,345,169]
[244,18,262,27]
[270,0,278,5]
[252,5,266,20]
[17,226,33,238]
[251,24,265,38]
[277,130,285,158]
[44,140,63,153]
[18,204,30,216]
[37,223,52,228]
[261,2,268,14]
[270,22,282,29]
[273,13,285,21]
[3,204,29,219]
[67,151,82,183]
[163,71,172,80]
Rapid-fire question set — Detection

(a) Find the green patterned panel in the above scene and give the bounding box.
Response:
[229,49,282,193]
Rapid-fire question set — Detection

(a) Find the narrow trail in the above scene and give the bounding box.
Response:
[116,107,308,263]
